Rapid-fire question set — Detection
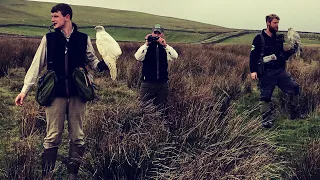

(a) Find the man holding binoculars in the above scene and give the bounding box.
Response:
[134,24,178,115]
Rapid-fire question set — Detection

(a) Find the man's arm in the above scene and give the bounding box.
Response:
[283,43,298,60]
[86,36,109,71]
[165,44,178,61]
[15,35,47,106]
[21,36,47,94]
[249,35,261,80]
[134,44,149,61]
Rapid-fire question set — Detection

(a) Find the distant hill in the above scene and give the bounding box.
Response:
[0,0,319,44]
[0,0,232,32]
[0,0,236,43]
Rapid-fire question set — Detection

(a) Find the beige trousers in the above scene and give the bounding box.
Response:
[43,97,86,149]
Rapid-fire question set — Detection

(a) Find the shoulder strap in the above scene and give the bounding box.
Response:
[46,33,55,71]
[259,33,265,58]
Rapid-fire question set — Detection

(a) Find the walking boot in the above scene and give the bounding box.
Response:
[41,147,58,179]
[290,95,308,120]
[67,145,85,179]
[260,101,274,128]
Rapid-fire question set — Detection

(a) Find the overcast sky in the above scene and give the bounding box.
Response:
[30,0,319,32]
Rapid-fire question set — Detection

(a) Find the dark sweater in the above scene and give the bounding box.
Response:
[46,23,87,97]
[142,42,168,82]
[250,29,294,73]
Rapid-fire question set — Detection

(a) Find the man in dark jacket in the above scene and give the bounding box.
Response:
[134,24,178,110]
[14,3,112,179]
[250,14,303,128]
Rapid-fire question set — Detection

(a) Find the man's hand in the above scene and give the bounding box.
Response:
[158,37,167,47]
[144,34,152,45]
[290,43,299,53]
[15,92,26,106]
[251,72,258,80]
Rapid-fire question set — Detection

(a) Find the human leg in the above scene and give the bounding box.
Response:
[67,96,86,176]
[277,70,303,120]
[42,97,68,178]
[259,73,277,128]
[140,82,156,108]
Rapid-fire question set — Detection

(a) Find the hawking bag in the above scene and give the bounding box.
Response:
[72,67,94,102]
[35,70,58,106]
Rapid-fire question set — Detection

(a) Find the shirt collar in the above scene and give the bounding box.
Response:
[61,26,74,39]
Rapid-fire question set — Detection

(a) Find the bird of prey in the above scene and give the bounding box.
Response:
[95,26,122,80]
[287,27,302,58]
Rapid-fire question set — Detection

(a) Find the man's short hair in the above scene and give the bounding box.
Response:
[51,3,73,20]
[266,14,280,23]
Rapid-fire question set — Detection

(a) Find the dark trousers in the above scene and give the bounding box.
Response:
[259,69,299,102]
[140,81,168,108]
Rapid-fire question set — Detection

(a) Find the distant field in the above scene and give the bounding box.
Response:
[0,26,216,43]
[0,0,231,32]
[221,33,256,44]
[80,27,216,43]
[0,26,48,37]
[0,0,231,43]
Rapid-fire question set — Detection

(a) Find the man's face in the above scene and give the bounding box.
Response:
[267,19,279,33]
[152,31,164,38]
[51,11,69,29]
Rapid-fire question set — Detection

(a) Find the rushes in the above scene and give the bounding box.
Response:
[1,37,320,179]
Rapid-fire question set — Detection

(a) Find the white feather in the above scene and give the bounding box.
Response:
[95,26,122,80]
[287,27,301,58]
[287,27,301,46]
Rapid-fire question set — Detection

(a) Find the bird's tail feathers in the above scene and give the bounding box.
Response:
[104,55,117,81]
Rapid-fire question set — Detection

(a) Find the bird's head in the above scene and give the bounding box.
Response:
[94,26,105,32]
[288,27,293,31]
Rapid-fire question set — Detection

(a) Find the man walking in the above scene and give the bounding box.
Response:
[14,3,113,179]
[250,14,303,128]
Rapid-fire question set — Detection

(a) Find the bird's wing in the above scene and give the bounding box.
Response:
[96,32,120,80]
[96,31,122,59]
[293,32,301,42]
[96,31,122,81]
[287,31,295,44]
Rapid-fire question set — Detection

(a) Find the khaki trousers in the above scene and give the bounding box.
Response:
[43,96,86,149]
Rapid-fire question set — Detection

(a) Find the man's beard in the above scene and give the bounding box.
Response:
[269,26,278,33]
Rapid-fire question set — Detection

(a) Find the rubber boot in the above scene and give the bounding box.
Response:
[290,95,307,120]
[41,147,58,179]
[67,145,85,179]
[260,101,273,128]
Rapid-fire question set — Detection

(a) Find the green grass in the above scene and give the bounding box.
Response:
[235,85,320,161]
[0,26,48,37]
[0,26,214,42]
[221,33,257,44]
[81,27,215,43]
[301,38,320,45]
[200,31,249,43]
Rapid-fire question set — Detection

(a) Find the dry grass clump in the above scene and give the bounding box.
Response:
[2,37,320,179]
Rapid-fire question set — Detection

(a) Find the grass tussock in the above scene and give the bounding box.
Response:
[293,139,320,180]
[1,37,320,179]
[83,97,289,179]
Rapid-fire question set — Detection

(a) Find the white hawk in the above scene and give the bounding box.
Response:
[287,27,302,58]
[95,26,122,80]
